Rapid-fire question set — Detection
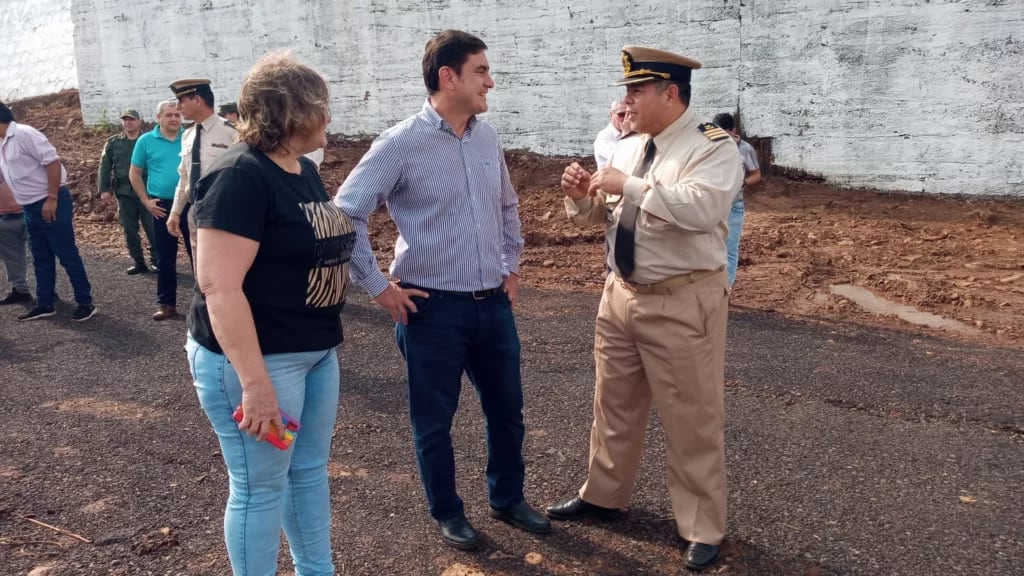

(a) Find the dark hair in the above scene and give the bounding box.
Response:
[422,30,488,94]
[199,90,215,109]
[187,87,215,110]
[653,80,691,106]
[712,112,735,131]
[0,101,14,124]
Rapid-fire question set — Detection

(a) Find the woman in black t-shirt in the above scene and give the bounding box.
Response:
[185,51,353,575]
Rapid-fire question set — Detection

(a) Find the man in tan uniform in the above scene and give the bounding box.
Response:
[165,78,237,288]
[547,46,742,572]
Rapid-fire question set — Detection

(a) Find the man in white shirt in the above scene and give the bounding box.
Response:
[593,99,627,168]
[0,101,95,322]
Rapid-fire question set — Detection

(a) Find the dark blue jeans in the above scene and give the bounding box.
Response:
[22,187,92,308]
[152,199,191,306]
[396,287,526,521]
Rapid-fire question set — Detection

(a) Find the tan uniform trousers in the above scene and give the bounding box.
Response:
[579,270,729,545]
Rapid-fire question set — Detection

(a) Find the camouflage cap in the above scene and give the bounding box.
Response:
[120,109,141,120]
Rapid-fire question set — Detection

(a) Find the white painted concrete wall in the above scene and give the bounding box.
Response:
[738,0,1024,195]
[13,0,1024,195]
[0,0,78,101]
[71,0,741,149]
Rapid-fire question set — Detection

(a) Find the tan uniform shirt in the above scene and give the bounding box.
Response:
[170,114,238,216]
[565,108,742,284]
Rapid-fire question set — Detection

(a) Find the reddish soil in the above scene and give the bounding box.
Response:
[10,90,1024,349]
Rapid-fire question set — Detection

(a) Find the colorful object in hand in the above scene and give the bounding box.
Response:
[232,405,301,451]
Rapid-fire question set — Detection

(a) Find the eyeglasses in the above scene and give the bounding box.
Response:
[616,112,627,119]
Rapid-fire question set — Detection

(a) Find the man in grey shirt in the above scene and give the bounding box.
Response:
[713,112,761,286]
[0,181,31,305]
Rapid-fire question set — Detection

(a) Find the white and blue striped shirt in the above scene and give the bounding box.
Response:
[335,100,524,298]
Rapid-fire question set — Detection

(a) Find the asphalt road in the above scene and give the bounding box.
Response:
[1,250,1022,575]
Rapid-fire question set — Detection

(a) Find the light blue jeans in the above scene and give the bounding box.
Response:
[187,335,339,576]
[726,196,745,287]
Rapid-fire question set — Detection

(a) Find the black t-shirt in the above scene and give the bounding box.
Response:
[188,144,355,354]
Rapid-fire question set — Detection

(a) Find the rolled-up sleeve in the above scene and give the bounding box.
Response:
[25,128,60,166]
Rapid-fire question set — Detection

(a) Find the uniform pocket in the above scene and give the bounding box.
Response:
[639,209,672,231]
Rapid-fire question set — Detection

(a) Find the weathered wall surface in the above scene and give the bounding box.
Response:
[11,0,1024,195]
[0,0,78,101]
[71,0,741,151]
[738,0,1024,194]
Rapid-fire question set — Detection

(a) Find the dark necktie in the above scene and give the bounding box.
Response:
[189,124,202,199]
[613,139,657,279]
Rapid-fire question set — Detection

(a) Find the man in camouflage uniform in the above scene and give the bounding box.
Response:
[98,109,156,274]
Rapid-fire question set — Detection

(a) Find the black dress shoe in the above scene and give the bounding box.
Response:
[437,516,479,550]
[684,542,719,571]
[126,263,149,275]
[546,495,624,521]
[490,500,552,534]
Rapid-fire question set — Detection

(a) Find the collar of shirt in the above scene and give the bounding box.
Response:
[649,107,695,152]
[198,113,224,133]
[419,99,477,139]
[152,124,182,143]
[0,121,20,147]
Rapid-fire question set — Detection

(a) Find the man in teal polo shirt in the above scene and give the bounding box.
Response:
[129,100,183,320]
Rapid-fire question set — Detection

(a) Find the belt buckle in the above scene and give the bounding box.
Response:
[472,290,488,301]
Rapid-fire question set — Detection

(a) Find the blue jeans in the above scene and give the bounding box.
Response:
[22,187,92,308]
[725,197,745,287]
[187,335,339,576]
[396,287,526,521]
[152,199,191,306]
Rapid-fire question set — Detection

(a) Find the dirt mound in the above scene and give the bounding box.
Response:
[12,90,1024,348]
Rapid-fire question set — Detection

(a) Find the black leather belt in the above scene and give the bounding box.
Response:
[401,283,502,301]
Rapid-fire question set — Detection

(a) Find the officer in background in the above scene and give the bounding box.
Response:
[218,102,240,124]
[98,108,156,274]
[548,46,742,572]
[167,79,238,268]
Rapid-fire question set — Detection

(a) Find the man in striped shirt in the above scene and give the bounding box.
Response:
[335,29,549,550]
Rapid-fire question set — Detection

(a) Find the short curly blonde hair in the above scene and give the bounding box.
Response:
[236,51,330,153]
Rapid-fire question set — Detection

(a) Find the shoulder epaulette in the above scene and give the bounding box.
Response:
[698,122,730,142]
[223,118,236,129]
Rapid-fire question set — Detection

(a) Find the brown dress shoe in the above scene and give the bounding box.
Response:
[152,305,177,321]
